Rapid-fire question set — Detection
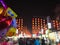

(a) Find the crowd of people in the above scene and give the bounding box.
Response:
[18,37,55,45]
[0,37,60,45]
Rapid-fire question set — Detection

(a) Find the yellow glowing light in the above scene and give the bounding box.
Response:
[41,19,42,20]
[38,18,40,20]
[6,27,16,37]
[38,23,40,25]
[32,27,34,29]
[18,28,20,29]
[32,25,34,26]
[0,7,3,14]
[56,20,58,23]
[38,18,40,22]
[53,25,55,27]
[53,20,55,22]
[32,18,34,22]
[32,23,34,24]
[38,27,40,29]
[21,26,23,27]
[38,25,40,26]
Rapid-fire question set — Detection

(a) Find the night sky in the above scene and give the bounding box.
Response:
[3,0,60,31]
[4,0,60,17]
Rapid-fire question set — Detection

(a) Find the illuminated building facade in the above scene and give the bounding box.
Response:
[32,18,40,34]
[52,20,60,30]
[16,16,60,35]
[32,17,47,34]
[32,16,60,34]
[16,18,24,34]
[16,18,31,36]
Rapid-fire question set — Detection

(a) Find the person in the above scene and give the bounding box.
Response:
[13,40,19,45]
[18,38,24,45]
[7,38,13,45]
[41,37,45,45]
[30,38,34,45]
[34,38,40,45]
[26,39,31,45]
[2,39,8,45]
[26,38,30,45]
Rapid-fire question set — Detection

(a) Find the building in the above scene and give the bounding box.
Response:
[16,18,31,37]
[52,18,60,30]
[16,16,60,36]
[32,17,47,34]
[16,18,24,34]
[32,16,60,35]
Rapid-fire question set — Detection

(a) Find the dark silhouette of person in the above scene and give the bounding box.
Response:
[41,37,45,45]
